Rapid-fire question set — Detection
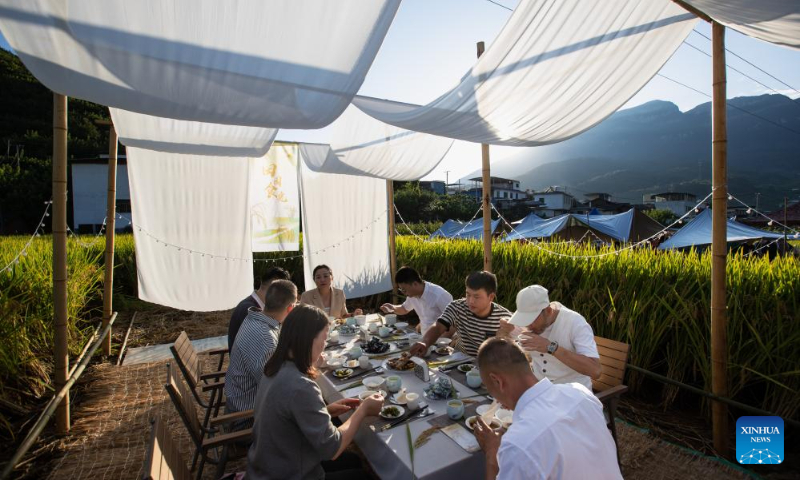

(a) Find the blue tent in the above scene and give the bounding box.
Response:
[429,218,501,240]
[658,209,782,250]
[505,209,663,243]
[505,214,571,241]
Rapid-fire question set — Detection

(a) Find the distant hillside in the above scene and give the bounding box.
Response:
[464,95,800,210]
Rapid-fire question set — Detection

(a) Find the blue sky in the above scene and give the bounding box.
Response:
[2,0,799,182]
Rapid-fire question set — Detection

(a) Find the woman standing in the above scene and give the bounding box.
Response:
[300,265,363,318]
[247,305,382,480]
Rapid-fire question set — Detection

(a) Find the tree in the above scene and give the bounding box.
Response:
[393,182,479,223]
[645,208,678,227]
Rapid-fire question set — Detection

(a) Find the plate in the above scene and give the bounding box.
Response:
[344,360,360,368]
[379,405,405,419]
[332,368,354,378]
[422,388,459,401]
[457,363,476,373]
[382,355,416,373]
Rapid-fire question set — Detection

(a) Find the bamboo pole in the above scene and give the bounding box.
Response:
[710,21,729,457]
[477,41,492,272]
[102,124,118,355]
[387,180,398,303]
[52,92,69,434]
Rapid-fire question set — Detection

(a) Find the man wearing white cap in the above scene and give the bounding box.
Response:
[499,285,601,391]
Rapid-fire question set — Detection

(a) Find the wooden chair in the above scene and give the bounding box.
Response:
[592,336,630,464]
[141,417,191,480]
[170,331,228,451]
[164,363,252,480]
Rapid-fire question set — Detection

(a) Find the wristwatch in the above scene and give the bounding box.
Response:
[547,341,559,355]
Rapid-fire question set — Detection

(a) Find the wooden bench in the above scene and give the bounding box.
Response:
[593,336,630,464]
[164,363,252,480]
[142,417,191,480]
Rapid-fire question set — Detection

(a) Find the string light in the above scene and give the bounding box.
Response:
[1,199,52,274]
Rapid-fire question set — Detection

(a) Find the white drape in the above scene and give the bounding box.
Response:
[299,144,392,299]
[109,109,278,157]
[353,0,697,146]
[250,144,301,252]
[300,106,454,180]
[127,148,253,311]
[0,0,400,127]
[683,0,800,50]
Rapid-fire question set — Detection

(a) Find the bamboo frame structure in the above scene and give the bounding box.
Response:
[710,21,729,456]
[387,179,398,303]
[477,41,492,272]
[52,93,70,434]
[102,124,118,355]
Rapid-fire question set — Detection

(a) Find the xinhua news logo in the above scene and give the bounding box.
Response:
[736,416,784,465]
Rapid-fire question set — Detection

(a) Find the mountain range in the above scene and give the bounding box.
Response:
[462,94,800,210]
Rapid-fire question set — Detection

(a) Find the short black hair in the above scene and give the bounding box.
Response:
[465,271,497,295]
[395,266,422,285]
[264,280,298,312]
[260,267,291,287]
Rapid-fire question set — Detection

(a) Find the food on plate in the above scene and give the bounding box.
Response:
[457,363,475,373]
[332,368,353,378]
[336,325,358,335]
[465,415,502,431]
[344,360,359,368]
[380,406,402,418]
[363,336,390,354]
[435,346,454,356]
[387,353,416,371]
[424,377,457,400]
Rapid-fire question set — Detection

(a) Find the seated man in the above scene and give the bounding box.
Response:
[228,266,291,350]
[224,279,297,430]
[380,266,454,335]
[409,271,511,358]
[498,285,600,391]
[473,337,622,480]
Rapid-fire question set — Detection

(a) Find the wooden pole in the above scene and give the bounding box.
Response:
[387,180,398,303]
[52,92,70,434]
[710,21,729,457]
[101,124,118,355]
[477,41,492,272]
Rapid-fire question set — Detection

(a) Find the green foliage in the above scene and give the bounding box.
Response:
[393,182,479,223]
[0,157,52,233]
[646,208,679,226]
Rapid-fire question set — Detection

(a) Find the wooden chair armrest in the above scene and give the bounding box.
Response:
[201,379,225,392]
[203,428,252,450]
[205,348,229,356]
[200,370,227,381]
[210,410,254,427]
[595,384,628,403]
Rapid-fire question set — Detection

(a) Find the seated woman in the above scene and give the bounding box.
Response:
[247,304,383,480]
[300,264,363,318]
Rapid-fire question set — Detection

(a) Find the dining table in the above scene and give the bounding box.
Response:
[317,313,492,480]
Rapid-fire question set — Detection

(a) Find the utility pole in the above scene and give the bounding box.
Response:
[445,170,451,190]
[755,192,760,211]
[784,196,788,253]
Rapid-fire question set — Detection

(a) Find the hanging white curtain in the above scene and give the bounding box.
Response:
[110,108,278,156]
[250,144,301,252]
[301,106,454,180]
[353,0,697,146]
[127,148,253,311]
[683,0,800,50]
[0,0,400,127]
[299,144,392,299]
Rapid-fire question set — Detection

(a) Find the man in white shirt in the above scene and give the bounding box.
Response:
[380,266,453,335]
[473,337,622,480]
[498,285,600,391]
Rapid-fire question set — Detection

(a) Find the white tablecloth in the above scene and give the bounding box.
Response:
[318,317,488,480]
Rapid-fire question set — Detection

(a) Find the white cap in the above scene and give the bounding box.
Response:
[508,285,550,327]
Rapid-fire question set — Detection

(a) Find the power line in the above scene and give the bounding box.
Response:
[482,0,513,12]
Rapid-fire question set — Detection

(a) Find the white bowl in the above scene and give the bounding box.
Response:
[465,415,502,431]
[327,357,344,368]
[363,376,386,390]
[395,322,409,329]
[358,389,387,400]
[495,409,513,423]
[436,338,452,347]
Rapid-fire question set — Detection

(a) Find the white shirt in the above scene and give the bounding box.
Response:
[402,281,453,334]
[497,379,622,480]
[251,291,265,310]
[530,303,599,391]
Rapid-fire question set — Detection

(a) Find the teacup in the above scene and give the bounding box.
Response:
[329,330,340,342]
[346,317,357,326]
[355,314,367,326]
[447,399,465,420]
[386,375,403,393]
[405,392,420,411]
[384,314,397,326]
[359,355,371,369]
[349,346,363,358]
[368,323,379,333]
[378,326,392,337]
[466,370,482,389]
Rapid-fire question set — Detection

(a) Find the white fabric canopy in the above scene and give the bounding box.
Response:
[127,147,253,311]
[0,0,400,127]
[353,0,697,146]
[110,109,278,157]
[301,106,454,180]
[299,144,392,299]
[683,0,800,50]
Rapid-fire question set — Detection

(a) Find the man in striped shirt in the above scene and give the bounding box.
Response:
[409,271,511,357]
[225,279,297,430]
